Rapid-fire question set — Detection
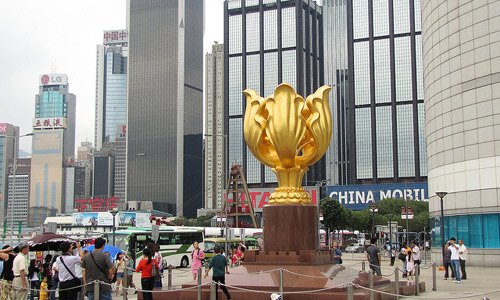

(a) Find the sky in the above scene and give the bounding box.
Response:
[0,0,224,153]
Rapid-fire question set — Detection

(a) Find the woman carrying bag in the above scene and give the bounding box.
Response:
[135,248,158,300]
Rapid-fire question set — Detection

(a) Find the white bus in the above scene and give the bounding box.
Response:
[106,227,204,268]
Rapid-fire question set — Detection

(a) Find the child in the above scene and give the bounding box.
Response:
[39,277,48,300]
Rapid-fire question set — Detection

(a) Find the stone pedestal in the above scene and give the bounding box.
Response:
[263,204,318,252]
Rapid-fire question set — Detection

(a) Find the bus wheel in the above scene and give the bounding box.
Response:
[180,256,189,268]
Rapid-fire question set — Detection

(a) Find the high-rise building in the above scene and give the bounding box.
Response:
[95,30,128,151]
[30,74,76,223]
[205,42,225,210]
[114,124,127,201]
[0,123,19,224]
[8,158,31,228]
[224,0,325,189]
[93,156,114,198]
[323,0,426,188]
[423,0,500,266]
[77,141,93,165]
[127,0,204,217]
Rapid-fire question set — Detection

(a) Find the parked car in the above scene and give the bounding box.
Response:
[345,243,365,253]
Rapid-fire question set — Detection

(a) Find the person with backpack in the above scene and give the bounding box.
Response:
[191,241,205,280]
[81,238,115,300]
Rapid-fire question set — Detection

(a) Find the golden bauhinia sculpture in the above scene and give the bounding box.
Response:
[243,83,332,205]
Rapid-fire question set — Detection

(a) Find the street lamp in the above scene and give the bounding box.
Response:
[1,132,33,244]
[110,207,119,246]
[369,203,378,239]
[435,191,448,266]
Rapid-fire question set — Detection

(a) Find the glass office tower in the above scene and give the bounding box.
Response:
[95,30,128,151]
[127,0,204,217]
[324,0,426,185]
[225,0,325,188]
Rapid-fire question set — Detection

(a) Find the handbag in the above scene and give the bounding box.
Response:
[398,252,406,261]
[58,256,82,290]
[90,253,117,283]
[151,262,161,282]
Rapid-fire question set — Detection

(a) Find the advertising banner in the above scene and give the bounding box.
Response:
[225,187,319,212]
[73,212,99,226]
[39,74,68,86]
[326,182,428,210]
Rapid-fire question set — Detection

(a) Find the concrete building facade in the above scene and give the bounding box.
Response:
[205,43,225,210]
[127,0,204,217]
[423,0,500,266]
[0,123,19,224]
[8,158,31,228]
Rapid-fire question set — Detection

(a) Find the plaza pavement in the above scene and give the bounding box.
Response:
[112,252,500,300]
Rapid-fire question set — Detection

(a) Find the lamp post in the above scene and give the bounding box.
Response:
[1,133,33,244]
[387,214,394,251]
[435,191,448,266]
[369,203,378,239]
[204,133,228,254]
[110,207,119,246]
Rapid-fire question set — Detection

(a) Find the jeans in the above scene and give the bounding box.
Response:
[444,262,455,278]
[451,259,461,281]
[50,277,59,300]
[459,258,467,279]
[86,290,113,300]
[369,263,382,276]
[141,277,155,300]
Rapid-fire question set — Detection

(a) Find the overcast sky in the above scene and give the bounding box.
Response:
[0,0,224,153]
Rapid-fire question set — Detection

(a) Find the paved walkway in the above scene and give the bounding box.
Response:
[111,254,500,300]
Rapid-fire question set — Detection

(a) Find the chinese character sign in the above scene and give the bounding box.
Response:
[103,30,128,45]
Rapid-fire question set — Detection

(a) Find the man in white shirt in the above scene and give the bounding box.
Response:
[12,242,29,300]
[448,237,461,283]
[411,241,421,266]
[458,240,467,280]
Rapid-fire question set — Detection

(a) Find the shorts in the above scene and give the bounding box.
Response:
[117,272,124,279]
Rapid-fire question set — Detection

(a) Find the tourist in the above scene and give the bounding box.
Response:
[191,241,205,280]
[332,242,342,265]
[57,242,83,300]
[406,250,415,284]
[448,238,461,283]
[135,248,157,300]
[204,246,231,300]
[366,238,381,276]
[28,259,41,300]
[115,253,126,296]
[458,240,467,280]
[81,237,115,300]
[0,245,16,300]
[125,253,137,292]
[411,240,421,274]
[39,276,48,300]
[443,241,454,280]
[12,242,29,300]
[50,255,59,300]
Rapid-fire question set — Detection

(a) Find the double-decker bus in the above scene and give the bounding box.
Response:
[104,227,204,268]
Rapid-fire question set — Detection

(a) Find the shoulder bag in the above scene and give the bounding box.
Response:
[58,256,82,290]
[90,253,117,283]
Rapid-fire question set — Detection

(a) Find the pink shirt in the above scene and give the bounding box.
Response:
[191,249,205,270]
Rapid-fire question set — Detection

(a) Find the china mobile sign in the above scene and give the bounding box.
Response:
[225,187,319,212]
[326,182,428,210]
[39,74,68,86]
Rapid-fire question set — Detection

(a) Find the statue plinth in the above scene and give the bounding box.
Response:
[263,204,318,252]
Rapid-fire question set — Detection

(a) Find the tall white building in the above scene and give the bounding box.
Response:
[7,158,30,228]
[205,43,225,210]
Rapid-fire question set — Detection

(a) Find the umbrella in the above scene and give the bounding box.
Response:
[20,232,76,251]
[83,244,123,260]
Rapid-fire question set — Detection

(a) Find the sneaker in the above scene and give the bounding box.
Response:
[453,280,457,283]
[443,277,448,280]
[456,281,461,284]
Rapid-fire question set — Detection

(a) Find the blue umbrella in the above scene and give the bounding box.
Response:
[83,244,123,260]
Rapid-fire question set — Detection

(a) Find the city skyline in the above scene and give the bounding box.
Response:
[0,0,224,154]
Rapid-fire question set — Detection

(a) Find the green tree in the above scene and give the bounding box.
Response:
[320,197,349,232]
[194,213,215,227]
